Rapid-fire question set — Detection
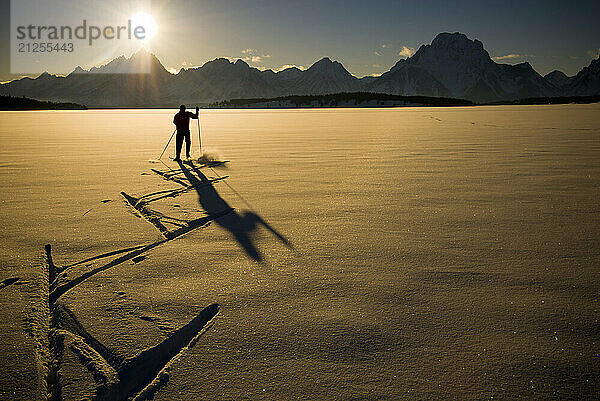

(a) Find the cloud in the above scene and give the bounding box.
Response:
[373,51,382,57]
[492,54,534,61]
[380,43,390,48]
[275,64,306,72]
[242,48,270,57]
[398,46,415,58]
[240,48,271,64]
[175,61,201,70]
[492,54,522,61]
[243,56,263,63]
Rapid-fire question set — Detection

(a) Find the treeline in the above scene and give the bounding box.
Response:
[0,95,87,110]
[210,92,474,108]
[485,95,600,106]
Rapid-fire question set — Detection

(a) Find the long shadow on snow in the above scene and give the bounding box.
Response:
[50,209,232,304]
[178,161,292,262]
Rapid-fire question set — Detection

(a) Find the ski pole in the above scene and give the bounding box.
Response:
[158,128,177,160]
[197,108,203,156]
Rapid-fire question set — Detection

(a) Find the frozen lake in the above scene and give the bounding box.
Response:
[1,105,599,399]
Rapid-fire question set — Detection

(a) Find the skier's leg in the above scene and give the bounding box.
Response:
[185,132,191,158]
[175,132,183,160]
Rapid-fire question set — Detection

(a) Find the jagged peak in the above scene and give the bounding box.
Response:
[433,31,468,40]
[406,31,492,70]
[545,70,568,78]
[234,59,250,68]
[83,50,168,74]
[129,48,149,59]
[273,66,303,80]
[69,66,87,75]
[278,66,302,73]
[308,57,347,72]
[89,56,124,72]
[574,56,600,77]
[544,69,573,87]
[204,57,233,67]
[513,61,534,71]
[315,57,332,64]
[308,57,347,71]
[131,49,165,63]
[390,58,407,72]
[110,55,127,63]
[430,32,484,52]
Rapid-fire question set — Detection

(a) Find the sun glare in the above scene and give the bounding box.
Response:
[131,12,157,41]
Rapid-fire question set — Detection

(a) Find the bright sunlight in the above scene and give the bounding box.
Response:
[130,12,157,41]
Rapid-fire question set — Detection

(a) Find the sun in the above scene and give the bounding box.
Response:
[130,12,157,41]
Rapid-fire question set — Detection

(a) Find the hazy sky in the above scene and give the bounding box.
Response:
[1,0,599,81]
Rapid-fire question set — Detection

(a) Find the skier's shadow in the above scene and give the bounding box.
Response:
[178,162,292,262]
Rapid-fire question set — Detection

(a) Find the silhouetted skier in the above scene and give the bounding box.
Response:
[173,105,199,161]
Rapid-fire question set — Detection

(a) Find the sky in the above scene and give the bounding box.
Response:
[1,0,599,82]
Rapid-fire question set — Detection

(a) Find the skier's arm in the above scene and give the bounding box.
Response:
[191,106,199,119]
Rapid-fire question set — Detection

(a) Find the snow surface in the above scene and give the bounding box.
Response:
[1,106,599,399]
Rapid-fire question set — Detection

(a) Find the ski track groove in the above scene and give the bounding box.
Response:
[31,163,227,400]
[0,277,20,289]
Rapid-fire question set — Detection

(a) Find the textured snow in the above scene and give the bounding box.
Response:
[1,106,599,399]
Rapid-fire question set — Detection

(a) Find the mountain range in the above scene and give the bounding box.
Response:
[1,32,599,106]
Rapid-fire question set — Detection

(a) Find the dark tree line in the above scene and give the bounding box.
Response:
[0,95,87,110]
[210,92,473,108]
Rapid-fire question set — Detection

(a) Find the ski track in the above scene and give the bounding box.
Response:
[0,277,21,290]
[29,161,227,400]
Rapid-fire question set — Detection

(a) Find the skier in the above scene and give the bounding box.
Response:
[172,105,199,161]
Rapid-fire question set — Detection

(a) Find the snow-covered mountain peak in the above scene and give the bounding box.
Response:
[313,57,333,64]
[432,32,481,48]
[308,57,337,72]
[400,32,499,97]
[69,66,87,75]
[419,32,490,63]
[307,57,352,78]
[0,32,597,105]
[85,50,168,75]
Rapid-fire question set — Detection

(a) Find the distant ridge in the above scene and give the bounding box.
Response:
[484,95,600,106]
[0,95,86,110]
[0,32,599,106]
